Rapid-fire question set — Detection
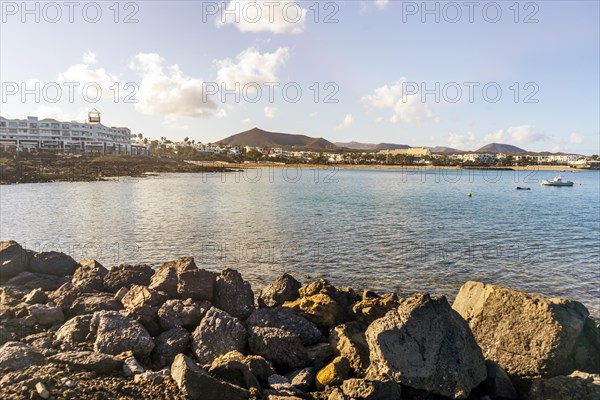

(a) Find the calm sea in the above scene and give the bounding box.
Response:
[1,167,599,318]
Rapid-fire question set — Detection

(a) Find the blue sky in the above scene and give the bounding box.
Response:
[1,1,599,154]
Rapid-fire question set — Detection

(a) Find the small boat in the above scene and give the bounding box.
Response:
[541,176,574,187]
[516,187,531,190]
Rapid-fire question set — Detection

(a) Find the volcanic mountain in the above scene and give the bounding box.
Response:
[218,128,338,150]
[475,143,527,153]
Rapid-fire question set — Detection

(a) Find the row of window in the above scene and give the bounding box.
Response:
[0,121,129,134]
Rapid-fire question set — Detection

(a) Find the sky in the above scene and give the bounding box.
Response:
[1,0,599,154]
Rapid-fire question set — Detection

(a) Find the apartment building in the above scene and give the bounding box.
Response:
[0,111,147,155]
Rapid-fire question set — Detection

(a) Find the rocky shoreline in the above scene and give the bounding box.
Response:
[0,155,232,184]
[1,240,598,400]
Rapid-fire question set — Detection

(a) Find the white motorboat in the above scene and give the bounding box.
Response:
[541,176,574,187]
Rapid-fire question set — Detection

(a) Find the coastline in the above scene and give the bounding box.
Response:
[1,155,585,185]
[0,155,233,185]
[1,241,598,399]
[233,163,579,171]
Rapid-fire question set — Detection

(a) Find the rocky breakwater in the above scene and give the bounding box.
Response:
[0,239,598,400]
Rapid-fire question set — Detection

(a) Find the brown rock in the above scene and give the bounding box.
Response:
[330,321,370,376]
[452,281,600,381]
[366,293,487,399]
[178,269,216,302]
[170,353,249,400]
[529,370,600,400]
[315,356,351,390]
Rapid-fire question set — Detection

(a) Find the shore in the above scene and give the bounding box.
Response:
[194,162,580,172]
[1,155,585,185]
[0,155,233,185]
[1,240,598,399]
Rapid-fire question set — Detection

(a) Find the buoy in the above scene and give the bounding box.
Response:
[467,192,472,197]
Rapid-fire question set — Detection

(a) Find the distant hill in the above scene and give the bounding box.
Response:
[430,146,463,153]
[335,142,410,151]
[476,143,526,153]
[219,128,338,150]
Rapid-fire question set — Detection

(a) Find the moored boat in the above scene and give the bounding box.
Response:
[541,176,574,187]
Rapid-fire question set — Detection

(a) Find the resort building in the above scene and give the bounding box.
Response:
[0,110,147,155]
[378,147,432,157]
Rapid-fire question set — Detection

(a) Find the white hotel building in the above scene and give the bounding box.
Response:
[0,111,147,155]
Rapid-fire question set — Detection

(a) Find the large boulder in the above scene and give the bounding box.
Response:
[149,257,197,297]
[342,378,402,400]
[23,288,48,305]
[158,299,208,331]
[366,293,487,399]
[330,321,370,376]
[245,355,276,384]
[213,269,254,320]
[70,293,123,316]
[171,353,249,400]
[208,351,261,390]
[71,259,108,292]
[353,291,400,325]
[120,284,164,310]
[0,318,36,345]
[1,285,30,306]
[0,341,45,370]
[48,282,81,313]
[48,350,123,373]
[258,273,301,308]
[29,251,78,276]
[248,326,309,370]
[452,281,600,381]
[475,361,518,400]
[286,367,315,392]
[529,370,600,400]
[0,241,31,281]
[315,356,351,390]
[8,271,67,291]
[247,307,322,346]
[283,279,357,327]
[191,307,246,365]
[178,269,216,301]
[103,264,154,293]
[151,327,190,369]
[55,315,93,344]
[90,310,154,358]
[26,304,64,326]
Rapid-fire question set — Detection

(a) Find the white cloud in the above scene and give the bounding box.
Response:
[216,47,290,87]
[447,132,477,150]
[362,78,437,124]
[264,106,277,119]
[130,53,217,118]
[217,1,307,34]
[57,62,119,92]
[82,50,97,64]
[447,124,546,150]
[374,0,389,9]
[33,106,88,122]
[216,109,228,118]
[506,125,545,145]
[337,113,353,129]
[242,118,252,124]
[569,132,584,144]
[0,108,14,118]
